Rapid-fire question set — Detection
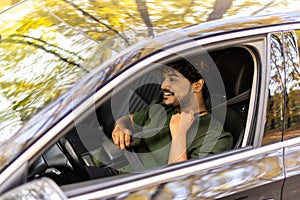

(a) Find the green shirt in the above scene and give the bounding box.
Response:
[120,104,232,173]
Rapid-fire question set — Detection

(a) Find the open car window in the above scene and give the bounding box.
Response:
[28,45,255,186]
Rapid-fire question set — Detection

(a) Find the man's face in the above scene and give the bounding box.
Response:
[161,69,194,107]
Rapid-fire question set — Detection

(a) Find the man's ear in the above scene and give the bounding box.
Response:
[192,79,204,93]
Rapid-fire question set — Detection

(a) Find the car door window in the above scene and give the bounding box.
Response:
[262,32,285,145]
[284,30,300,140]
[57,55,235,178]
[27,43,257,187]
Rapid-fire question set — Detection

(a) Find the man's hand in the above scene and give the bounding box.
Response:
[168,112,195,164]
[112,123,132,150]
[112,114,134,150]
[170,112,195,138]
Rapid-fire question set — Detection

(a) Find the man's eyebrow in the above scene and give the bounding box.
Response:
[166,72,179,77]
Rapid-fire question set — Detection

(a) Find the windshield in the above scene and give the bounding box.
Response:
[0,0,185,145]
[0,0,118,144]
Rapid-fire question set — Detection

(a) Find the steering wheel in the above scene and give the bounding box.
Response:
[58,137,91,181]
[58,123,123,180]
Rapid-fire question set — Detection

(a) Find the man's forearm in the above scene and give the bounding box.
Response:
[115,114,134,130]
[168,132,187,164]
[168,112,194,164]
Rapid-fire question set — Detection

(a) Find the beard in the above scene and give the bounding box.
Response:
[162,85,193,108]
[162,90,192,108]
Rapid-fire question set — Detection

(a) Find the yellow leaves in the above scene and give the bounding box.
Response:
[17,17,54,33]
[0,77,63,120]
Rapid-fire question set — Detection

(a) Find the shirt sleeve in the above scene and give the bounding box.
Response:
[132,107,150,127]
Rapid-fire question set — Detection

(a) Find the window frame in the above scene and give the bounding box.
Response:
[60,35,265,196]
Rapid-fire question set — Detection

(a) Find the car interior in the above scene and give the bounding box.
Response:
[28,46,255,186]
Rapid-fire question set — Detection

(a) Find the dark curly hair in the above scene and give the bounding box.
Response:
[166,59,210,100]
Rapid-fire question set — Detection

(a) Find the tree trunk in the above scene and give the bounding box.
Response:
[136,0,154,37]
[207,0,233,21]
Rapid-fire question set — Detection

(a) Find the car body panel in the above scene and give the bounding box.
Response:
[65,145,284,199]
[283,143,300,199]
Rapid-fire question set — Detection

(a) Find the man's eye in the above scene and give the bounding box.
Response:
[170,78,177,82]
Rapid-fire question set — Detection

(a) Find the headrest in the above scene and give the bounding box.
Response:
[215,47,254,99]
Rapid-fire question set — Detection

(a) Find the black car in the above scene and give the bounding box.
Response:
[1,0,300,199]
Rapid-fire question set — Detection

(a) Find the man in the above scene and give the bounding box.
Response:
[112,59,232,172]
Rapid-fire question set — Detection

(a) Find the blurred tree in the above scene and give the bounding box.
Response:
[207,0,233,21]
[136,0,153,37]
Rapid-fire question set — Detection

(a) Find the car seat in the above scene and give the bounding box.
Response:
[212,47,254,148]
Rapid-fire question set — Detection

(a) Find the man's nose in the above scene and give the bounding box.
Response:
[161,79,169,89]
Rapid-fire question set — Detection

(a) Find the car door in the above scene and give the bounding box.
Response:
[58,30,285,200]
[281,29,300,199]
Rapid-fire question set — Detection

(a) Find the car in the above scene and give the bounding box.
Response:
[1,0,300,199]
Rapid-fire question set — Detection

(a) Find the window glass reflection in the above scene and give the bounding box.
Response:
[0,3,107,142]
[263,33,284,145]
[284,31,300,140]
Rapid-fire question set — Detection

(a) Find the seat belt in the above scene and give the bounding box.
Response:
[102,139,145,172]
[124,149,145,172]
[227,89,251,106]
[125,127,167,172]
[210,89,251,110]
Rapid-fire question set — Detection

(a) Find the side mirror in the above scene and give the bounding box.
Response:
[0,177,67,200]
